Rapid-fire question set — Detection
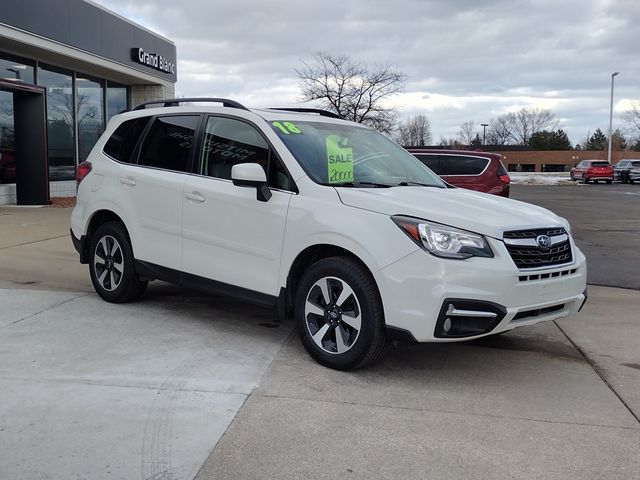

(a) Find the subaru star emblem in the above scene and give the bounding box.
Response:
[536,235,552,249]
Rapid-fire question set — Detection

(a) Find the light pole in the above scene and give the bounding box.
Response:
[608,71,619,165]
[481,123,489,145]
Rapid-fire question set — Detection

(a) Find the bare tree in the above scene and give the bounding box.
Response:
[505,107,557,145]
[395,114,432,146]
[484,107,557,146]
[438,136,464,148]
[622,100,640,137]
[296,51,406,134]
[456,121,476,145]
[486,115,513,145]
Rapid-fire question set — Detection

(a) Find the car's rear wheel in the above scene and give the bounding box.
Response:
[295,257,386,370]
[89,222,147,303]
[606,180,612,184]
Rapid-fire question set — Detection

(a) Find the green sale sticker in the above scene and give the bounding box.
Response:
[326,135,353,183]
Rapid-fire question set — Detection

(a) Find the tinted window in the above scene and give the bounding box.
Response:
[438,155,488,176]
[632,161,640,167]
[138,116,199,172]
[414,154,440,174]
[591,161,610,167]
[200,117,269,180]
[103,117,149,163]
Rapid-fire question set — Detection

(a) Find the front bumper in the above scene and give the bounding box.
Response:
[374,239,587,342]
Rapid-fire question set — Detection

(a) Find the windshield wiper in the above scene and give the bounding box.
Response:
[334,181,392,188]
[395,181,441,187]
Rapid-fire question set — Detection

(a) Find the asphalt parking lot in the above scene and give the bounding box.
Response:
[511,183,640,290]
[0,184,639,479]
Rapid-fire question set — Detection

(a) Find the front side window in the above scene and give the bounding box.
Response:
[271,120,444,187]
[200,116,269,180]
[137,115,199,172]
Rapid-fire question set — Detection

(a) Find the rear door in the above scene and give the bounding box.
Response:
[119,114,200,270]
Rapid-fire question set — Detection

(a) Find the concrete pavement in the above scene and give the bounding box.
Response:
[1,202,639,479]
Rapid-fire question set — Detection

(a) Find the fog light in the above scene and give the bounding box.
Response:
[443,317,452,333]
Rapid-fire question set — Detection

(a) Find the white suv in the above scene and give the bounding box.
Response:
[71,98,587,370]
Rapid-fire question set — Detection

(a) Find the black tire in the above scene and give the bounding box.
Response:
[570,173,575,181]
[295,256,386,370]
[606,180,612,184]
[581,174,589,184]
[89,222,148,303]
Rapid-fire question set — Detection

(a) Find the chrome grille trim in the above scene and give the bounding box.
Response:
[503,227,573,269]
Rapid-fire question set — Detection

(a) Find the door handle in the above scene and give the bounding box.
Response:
[185,191,205,203]
[120,177,136,186]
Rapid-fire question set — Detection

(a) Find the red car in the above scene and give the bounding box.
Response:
[570,160,614,184]
[407,149,510,197]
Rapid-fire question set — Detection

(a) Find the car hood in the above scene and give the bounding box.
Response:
[335,186,566,239]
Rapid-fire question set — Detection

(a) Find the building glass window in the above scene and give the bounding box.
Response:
[0,90,15,184]
[38,66,75,181]
[0,54,35,84]
[106,82,128,122]
[76,75,104,162]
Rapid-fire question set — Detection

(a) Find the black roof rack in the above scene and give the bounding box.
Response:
[132,97,249,111]
[268,107,344,119]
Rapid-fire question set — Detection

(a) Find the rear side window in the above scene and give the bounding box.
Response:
[103,117,149,163]
[438,155,488,176]
[414,154,440,174]
[137,116,200,173]
[591,161,610,167]
[632,161,640,167]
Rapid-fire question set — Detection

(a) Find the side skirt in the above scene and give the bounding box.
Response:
[134,260,279,308]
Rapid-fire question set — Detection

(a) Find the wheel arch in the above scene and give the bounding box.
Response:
[80,210,130,263]
[278,244,381,320]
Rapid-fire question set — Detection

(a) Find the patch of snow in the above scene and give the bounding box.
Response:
[508,172,575,186]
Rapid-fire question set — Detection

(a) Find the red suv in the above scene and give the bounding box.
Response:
[570,160,613,184]
[407,149,510,197]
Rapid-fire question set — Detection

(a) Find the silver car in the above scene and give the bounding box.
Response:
[613,159,640,184]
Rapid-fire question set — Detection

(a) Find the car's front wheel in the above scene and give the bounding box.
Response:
[295,257,386,370]
[89,222,147,303]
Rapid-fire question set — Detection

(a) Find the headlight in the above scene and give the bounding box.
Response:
[391,216,493,259]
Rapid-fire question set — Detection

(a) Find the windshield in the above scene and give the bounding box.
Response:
[270,120,445,187]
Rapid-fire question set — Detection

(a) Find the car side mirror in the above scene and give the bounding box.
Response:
[231,163,272,202]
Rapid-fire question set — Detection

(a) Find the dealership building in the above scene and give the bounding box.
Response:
[0,0,176,205]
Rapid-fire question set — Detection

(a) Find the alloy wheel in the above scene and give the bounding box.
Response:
[304,276,362,354]
[93,235,124,291]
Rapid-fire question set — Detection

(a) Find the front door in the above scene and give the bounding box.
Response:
[181,115,293,296]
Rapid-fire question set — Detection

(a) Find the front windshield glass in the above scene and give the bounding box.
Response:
[270,120,445,187]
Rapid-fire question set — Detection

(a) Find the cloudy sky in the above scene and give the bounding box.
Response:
[95,0,639,145]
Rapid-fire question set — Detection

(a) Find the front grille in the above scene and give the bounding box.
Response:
[503,228,573,269]
[503,227,565,239]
